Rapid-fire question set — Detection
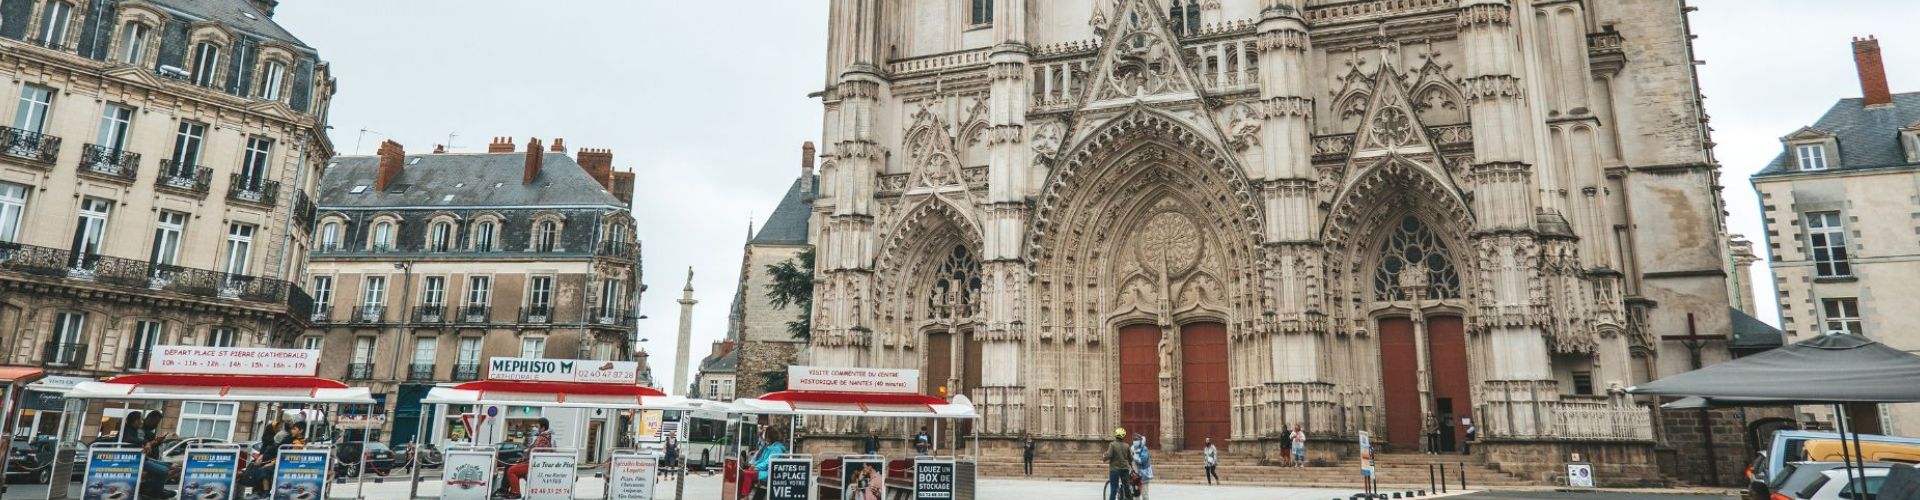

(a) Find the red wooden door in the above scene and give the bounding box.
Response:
[1427,316,1472,448]
[926,331,952,395]
[1118,324,1161,449]
[1378,317,1421,449]
[1181,322,1230,450]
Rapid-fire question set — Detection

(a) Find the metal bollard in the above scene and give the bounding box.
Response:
[1459,462,1467,490]
[1439,463,1448,493]
[1428,463,1436,493]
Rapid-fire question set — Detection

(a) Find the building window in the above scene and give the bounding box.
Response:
[239,137,273,189]
[424,276,446,307]
[1823,298,1863,335]
[412,337,437,379]
[301,335,323,351]
[259,60,286,100]
[36,1,71,48]
[428,221,452,252]
[150,210,187,267]
[1374,216,1461,301]
[969,0,992,26]
[47,311,85,366]
[466,276,491,308]
[1797,144,1828,171]
[171,121,207,167]
[190,42,222,87]
[310,275,333,311]
[707,379,718,399]
[535,221,558,252]
[206,327,235,347]
[362,276,387,312]
[0,182,28,243]
[473,221,496,251]
[457,337,481,365]
[127,320,164,370]
[352,337,374,365]
[721,379,733,400]
[520,337,545,359]
[13,85,54,133]
[371,221,394,251]
[1571,371,1594,395]
[1168,0,1201,35]
[529,276,553,313]
[318,221,341,250]
[118,22,150,64]
[97,104,135,152]
[608,223,627,244]
[70,198,112,269]
[1806,211,1850,277]
[177,401,237,440]
[599,279,621,313]
[223,223,255,276]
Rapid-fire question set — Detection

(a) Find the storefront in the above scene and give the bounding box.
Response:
[10,375,90,440]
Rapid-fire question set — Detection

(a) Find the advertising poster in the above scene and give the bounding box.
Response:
[1357,430,1374,478]
[788,366,920,394]
[840,457,887,500]
[912,459,955,500]
[178,447,241,500]
[766,457,812,500]
[1567,463,1595,488]
[525,450,579,500]
[441,448,498,500]
[606,453,658,500]
[269,449,330,500]
[80,447,143,500]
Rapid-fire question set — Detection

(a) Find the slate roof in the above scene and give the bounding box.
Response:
[1730,307,1785,353]
[318,152,626,208]
[147,0,312,51]
[1760,92,1920,175]
[699,347,738,374]
[749,175,816,245]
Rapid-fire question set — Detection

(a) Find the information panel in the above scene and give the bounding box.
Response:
[525,450,579,500]
[840,457,887,500]
[178,446,242,500]
[606,453,659,500]
[269,448,330,500]
[80,447,143,500]
[441,447,498,500]
[766,456,813,500]
[913,459,955,500]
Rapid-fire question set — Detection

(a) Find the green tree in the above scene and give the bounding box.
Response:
[765,248,815,341]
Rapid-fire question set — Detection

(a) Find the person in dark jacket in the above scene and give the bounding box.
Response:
[1103,428,1134,500]
[862,428,881,455]
[1022,433,1036,477]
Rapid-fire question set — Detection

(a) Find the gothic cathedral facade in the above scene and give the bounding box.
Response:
[807,0,1731,473]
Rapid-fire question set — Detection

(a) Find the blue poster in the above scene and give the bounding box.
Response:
[270,449,331,500]
[81,447,144,500]
[178,447,241,500]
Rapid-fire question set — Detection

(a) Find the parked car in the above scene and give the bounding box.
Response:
[392,443,442,470]
[1776,466,1892,500]
[333,441,395,476]
[1752,431,1920,497]
[6,437,55,484]
[1770,462,1895,500]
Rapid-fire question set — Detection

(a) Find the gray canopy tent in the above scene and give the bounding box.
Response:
[1629,334,1920,499]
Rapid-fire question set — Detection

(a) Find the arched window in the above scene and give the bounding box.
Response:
[117,22,151,64]
[190,41,223,87]
[535,221,558,252]
[926,245,982,320]
[1168,0,1200,36]
[428,221,451,252]
[472,221,496,251]
[318,221,341,250]
[1373,216,1460,301]
[35,1,73,49]
[371,221,394,251]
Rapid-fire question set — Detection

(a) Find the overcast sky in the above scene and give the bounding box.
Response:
[274,1,1915,391]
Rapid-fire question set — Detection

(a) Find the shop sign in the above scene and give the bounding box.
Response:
[149,346,319,376]
[606,453,658,500]
[486,358,638,384]
[788,366,920,394]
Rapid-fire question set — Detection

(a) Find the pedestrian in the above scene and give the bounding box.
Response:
[1132,433,1153,497]
[1462,418,1476,455]
[504,417,553,499]
[1202,437,1219,485]
[1102,428,1134,500]
[913,426,931,456]
[1289,424,1307,468]
[863,428,881,455]
[1280,423,1295,466]
[1022,433,1036,477]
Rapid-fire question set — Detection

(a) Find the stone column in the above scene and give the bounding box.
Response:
[976,0,1032,437]
[811,0,888,376]
[1255,4,1332,439]
[1459,0,1556,439]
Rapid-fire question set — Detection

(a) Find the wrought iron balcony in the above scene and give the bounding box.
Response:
[42,342,86,367]
[520,305,553,324]
[227,174,280,206]
[596,241,639,260]
[457,305,490,323]
[309,304,334,323]
[352,305,387,323]
[79,144,140,183]
[347,363,375,380]
[287,287,313,325]
[408,363,436,381]
[588,307,635,327]
[1,126,61,164]
[414,305,446,323]
[453,363,481,381]
[156,161,212,195]
[293,191,317,231]
[0,241,304,308]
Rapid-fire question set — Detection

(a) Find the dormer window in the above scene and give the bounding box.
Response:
[191,42,223,87]
[259,60,286,100]
[1903,129,1920,163]
[37,1,73,49]
[1796,144,1828,171]
[118,22,151,64]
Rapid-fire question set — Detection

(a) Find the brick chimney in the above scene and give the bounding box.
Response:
[800,141,816,192]
[432,144,446,154]
[524,138,543,184]
[249,0,277,17]
[488,136,515,153]
[375,140,405,192]
[576,148,615,190]
[550,138,566,153]
[611,171,635,205]
[1855,36,1893,108]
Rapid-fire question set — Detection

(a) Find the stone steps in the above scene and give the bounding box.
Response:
[976,452,1533,487]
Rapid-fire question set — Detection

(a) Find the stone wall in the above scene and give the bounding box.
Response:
[1482,441,1664,487]
[1658,406,1794,487]
[736,340,801,398]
